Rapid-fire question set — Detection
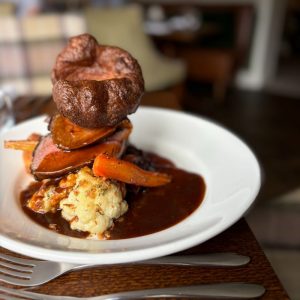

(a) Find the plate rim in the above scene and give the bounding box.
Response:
[0,107,261,263]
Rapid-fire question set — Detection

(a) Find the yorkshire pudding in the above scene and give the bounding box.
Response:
[52,34,144,128]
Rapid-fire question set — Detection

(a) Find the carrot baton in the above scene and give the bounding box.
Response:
[4,134,41,173]
[4,140,38,151]
[93,154,171,187]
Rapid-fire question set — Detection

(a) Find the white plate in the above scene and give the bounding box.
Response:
[0,107,261,264]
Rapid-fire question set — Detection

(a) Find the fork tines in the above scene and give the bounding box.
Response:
[0,253,35,285]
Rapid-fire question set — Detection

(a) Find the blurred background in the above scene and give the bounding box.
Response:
[0,0,299,298]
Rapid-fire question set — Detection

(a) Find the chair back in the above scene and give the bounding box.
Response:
[84,5,186,91]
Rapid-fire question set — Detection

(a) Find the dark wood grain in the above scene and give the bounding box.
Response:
[183,88,300,204]
[1,94,290,299]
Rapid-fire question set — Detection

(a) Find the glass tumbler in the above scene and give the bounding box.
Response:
[0,90,15,134]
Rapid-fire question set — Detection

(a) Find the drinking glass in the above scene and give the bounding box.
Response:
[0,90,15,134]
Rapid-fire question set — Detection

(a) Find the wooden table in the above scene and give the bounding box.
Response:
[0,220,289,299]
[1,96,290,299]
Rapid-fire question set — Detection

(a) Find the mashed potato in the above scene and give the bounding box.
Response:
[60,167,128,238]
[27,167,128,238]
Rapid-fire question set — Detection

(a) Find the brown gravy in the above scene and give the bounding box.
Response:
[20,154,205,239]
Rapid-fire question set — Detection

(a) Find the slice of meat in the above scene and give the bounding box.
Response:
[31,120,132,180]
[31,135,123,180]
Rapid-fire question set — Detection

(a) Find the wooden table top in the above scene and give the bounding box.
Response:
[0,219,289,299]
[1,95,290,299]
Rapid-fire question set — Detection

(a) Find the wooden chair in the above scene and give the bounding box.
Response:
[152,4,254,101]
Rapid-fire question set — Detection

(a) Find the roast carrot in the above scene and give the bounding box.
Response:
[5,134,41,173]
[93,154,171,187]
[4,140,38,151]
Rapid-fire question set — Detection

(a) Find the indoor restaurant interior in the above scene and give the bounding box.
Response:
[0,0,299,299]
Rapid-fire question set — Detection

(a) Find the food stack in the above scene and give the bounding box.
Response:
[5,34,171,239]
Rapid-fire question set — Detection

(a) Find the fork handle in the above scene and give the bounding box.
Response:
[88,283,265,299]
[68,252,250,273]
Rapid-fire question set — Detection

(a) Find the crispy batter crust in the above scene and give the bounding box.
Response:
[52,34,144,128]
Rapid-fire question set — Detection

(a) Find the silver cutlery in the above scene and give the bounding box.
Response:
[0,252,250,287]
[0,283,265,299]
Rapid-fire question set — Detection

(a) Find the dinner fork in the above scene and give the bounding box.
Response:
[0,252,250,287]
[0,283,265,299]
